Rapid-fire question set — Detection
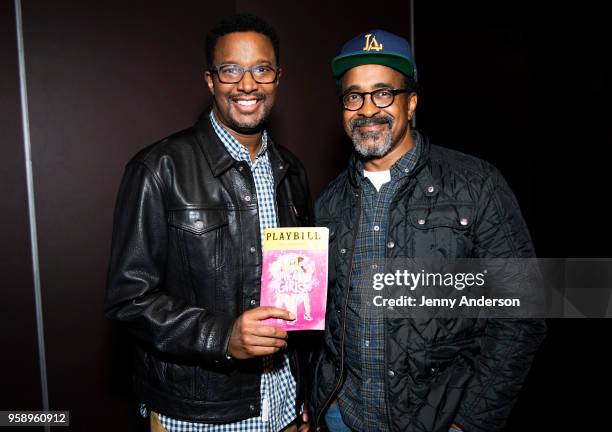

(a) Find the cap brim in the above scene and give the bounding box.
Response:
[331,53,414,79]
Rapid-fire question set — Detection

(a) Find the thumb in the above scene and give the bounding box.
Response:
[249,306,295,321]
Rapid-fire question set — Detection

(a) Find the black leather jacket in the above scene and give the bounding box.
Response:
[105,112,312,422]
[308,132,546,432]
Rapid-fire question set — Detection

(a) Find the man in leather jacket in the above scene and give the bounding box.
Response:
[105,14,312,431]
[308,30,546,432]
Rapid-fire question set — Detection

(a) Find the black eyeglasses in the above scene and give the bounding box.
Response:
[341,88,410,111]
[210,64,279,84]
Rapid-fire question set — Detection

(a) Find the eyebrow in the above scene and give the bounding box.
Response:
[343,82,395,93]
[217,59,274,66]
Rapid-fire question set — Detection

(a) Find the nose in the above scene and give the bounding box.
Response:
[237,69,258,93]
[359,94,380,117]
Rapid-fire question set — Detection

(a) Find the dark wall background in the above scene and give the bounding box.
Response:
[2,0,610,430]
[0,0,42,419]
[414,3,611,431]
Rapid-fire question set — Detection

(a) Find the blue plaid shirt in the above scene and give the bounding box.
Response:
[337,136,420,432]
[150,111,297,432]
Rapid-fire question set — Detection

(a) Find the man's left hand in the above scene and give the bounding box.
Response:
[297,408,310,432]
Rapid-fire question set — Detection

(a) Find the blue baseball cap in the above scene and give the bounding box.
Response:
[331,29,416,79]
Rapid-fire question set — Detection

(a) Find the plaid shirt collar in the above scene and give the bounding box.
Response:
[209,110,269,163]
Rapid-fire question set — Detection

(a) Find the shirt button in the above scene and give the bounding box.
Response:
[249,404,256,411]
[387,241,395,249]
[404,168,410,174]
[194,220,204,230]
[340,248,347,254]
[460,217,469,226]
[373,225,380,231]
[427,185,435,193]
[418,219,426,225]
[244,195,251,202]
[371,264,378,270]
[249,246,256,253]
[388,370,395,377]
[364,340,370,347]
[279,165,284,170]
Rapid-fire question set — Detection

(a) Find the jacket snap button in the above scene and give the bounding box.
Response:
[249,246,256,253]
[388,369,395,377]
[249,299,256,306]
[340,248,347,254]
[249,404,256,411]
[460,218,469,226]
[431,367,437,373]
[194,220,204,229]
[427,185,435,193]
[238,166,244,171]
[387,241,395,249]
[244,195,251,202]
[418,219,426,225]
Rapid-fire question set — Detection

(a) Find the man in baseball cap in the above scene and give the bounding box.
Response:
[308,29,546,432]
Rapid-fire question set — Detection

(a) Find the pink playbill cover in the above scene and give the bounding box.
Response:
[260,227,329,331]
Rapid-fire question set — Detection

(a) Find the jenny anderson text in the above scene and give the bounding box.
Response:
[372,295,521,308]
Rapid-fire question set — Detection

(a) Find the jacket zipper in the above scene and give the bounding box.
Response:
[315,190,362,428]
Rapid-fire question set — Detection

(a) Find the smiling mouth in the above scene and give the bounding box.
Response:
[235,99,258,106]
[358,123,387,130]
[230,97,263,113]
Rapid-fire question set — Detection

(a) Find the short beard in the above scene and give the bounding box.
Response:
[221,93,270,134]
[349,115,396,158]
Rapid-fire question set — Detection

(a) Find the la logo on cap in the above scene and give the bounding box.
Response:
[362,33,383,52]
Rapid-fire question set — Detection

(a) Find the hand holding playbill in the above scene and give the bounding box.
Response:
[228,306,294,359]
[260,227,329,331]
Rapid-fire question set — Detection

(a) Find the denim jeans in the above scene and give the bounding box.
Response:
[324,403,352,432]
[324,402,462,432]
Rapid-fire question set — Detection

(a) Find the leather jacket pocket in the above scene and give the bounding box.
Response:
[168,209,228,235]
[168,209,229,274]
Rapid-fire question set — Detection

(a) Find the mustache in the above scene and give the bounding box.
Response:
[229,92,267,101]
[350,115,393,131]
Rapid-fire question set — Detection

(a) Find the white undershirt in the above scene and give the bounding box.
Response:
[364,169,391,191]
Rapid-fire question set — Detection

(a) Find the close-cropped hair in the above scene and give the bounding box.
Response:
[205,13,280,69]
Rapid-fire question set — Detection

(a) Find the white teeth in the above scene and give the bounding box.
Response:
[236,100,257,106]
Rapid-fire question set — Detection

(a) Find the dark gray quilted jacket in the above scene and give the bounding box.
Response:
[308,131,546,432]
